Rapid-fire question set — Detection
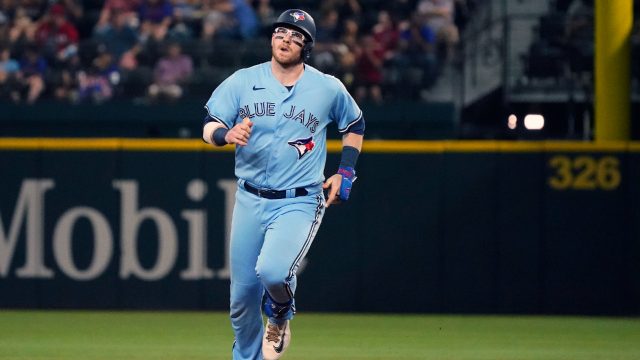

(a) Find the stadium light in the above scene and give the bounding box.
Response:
[524,114,544,130]
[507,114,517,129]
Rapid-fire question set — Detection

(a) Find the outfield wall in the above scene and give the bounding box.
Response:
[0,139,639,315]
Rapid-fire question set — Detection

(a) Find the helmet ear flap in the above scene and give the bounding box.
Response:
[302,42,313,61]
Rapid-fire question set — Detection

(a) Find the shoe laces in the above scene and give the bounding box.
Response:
[265,323,283,343]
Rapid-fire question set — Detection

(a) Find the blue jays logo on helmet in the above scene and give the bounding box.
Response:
[288,137,315,159]
[289,11,305,22]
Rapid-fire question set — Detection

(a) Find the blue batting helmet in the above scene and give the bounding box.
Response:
[273,9,316,61]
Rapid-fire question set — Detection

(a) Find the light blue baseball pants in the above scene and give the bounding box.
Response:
[230,180,325,360]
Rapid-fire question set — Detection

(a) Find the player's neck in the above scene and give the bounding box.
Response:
[271,59,304,87]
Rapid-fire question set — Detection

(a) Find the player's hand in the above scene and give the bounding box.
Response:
[322,174,342,207]
[225,117,253,146]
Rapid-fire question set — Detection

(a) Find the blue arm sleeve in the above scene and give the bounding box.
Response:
[344,116,365,135]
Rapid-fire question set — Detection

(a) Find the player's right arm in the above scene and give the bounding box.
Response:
[203,117,253,146]
[202,70,253,146]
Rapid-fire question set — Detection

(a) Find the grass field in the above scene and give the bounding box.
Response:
[0,311,639,360]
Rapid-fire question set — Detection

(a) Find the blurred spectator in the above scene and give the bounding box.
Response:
[169,0,201,40]
[386,0,417,23]
[417,0,459,62]
[57,0,83,26]
[96,0,141,30]
[0,0,16,18]
[147,41,192,102]
[171,0,201,22]
[335,43,356,92]
[77,45,119,103]
[332,17,360,92]
[354,34,384,104]
[9,6,38,44]
[312,8,341,73]
[316,8,340,42]
[0,10,10,44]
[52,50,81,101]
[0,44,18,70]
[252,0,275,34]
[340,17,359,49]
[34,3,79,66]
[0,44,20,99]
[138,0,174,43]
[14,43,46,103]
[119,43,142,70]
[371,10,399,63]
[232,0,258,39]
[392,14,438,94]
[0,0,15,42]
[344,0,363,26]
[200,0,234,40]
[94,8,139,62]
[321,0,361,26]
[16,0,47,21]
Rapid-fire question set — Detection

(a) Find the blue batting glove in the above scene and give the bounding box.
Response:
[337,166,357,201]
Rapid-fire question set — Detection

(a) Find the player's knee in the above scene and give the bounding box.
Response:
[255,264,289,290]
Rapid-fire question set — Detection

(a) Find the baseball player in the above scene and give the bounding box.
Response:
[202,9,364,360]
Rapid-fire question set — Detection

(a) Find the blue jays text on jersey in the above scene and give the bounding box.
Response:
[204,62,363,191]
[237,103,319,133]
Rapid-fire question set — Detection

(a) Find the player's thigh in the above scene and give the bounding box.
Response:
[259,195,325,278]
[230,188,265,282]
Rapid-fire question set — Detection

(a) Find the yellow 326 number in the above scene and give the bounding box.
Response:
[548,155,621,191]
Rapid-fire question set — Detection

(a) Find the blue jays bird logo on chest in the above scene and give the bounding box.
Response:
[288,137,315,159]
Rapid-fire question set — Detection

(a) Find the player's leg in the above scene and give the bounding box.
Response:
[229,187,267,360]
[258,193,325,313]
[256,193,325,359]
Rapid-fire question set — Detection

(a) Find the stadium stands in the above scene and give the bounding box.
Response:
[0,0,466,105]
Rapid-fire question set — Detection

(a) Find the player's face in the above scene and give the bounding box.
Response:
[271,26,305,66]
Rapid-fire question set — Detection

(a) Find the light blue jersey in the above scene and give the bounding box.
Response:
[205,62,362,190]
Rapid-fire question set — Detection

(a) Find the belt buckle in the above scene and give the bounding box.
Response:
[257,189,263,197]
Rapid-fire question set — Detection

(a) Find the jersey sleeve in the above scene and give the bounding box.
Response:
[330,78,364,134]
[204,70,243,129]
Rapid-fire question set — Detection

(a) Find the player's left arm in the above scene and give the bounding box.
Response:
[323,76,365,207]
